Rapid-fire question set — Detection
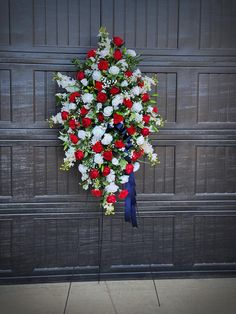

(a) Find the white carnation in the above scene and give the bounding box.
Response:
[78,164,88,174]
[77,130,87,140]
[136,135,145,145]
[106,173,116,183]
[103,106,113,117]
[62,102,77,111]
[94,154,104,164]
[134,113,143,123]
[101,133,113,145]
[96,103,103,110]
[81,173,89,181]
[81,78,88,86]
[121,80,128,87]
[120,175,129,184]
[141,140,154,154]
[126,49,137,57]
[92,126,106,140]
[112,158,119,165]
[108,66,120,75]
[105,182,119,193]
[112,94,123,109]
[92,70,102,81]
[132,86,141,96]
[81,93,94,104]
[133,162,140,172]
[52,112,63,124]
[98,48,110,58]
[132,101,143,113]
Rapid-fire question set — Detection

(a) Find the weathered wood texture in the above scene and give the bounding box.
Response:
[0,0,236,283]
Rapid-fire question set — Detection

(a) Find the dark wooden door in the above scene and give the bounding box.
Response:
[0,0,236,283]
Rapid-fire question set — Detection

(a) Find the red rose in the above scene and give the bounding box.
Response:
[95,81,103,91]
[69,119,78,130]
[61,111,69,120]
[142,114,150,124]
[125,163,134,174]
[97,112,104,122]
[114,140,125,149]
[113,36,124,47]
[102,166,110,176]
[123,98,133,109]
[125,71,133,77]
[107,195,117,203]
[138,81,144,88]
[82,117,92,128]
[113,49,122,60]
[76,71,85,80]
[98,60,109,71]
[118,189,129,199]
[110,86,120,95]
[153,106,158,113]
[80,106,89,116]
[69,92,81,103]
[87,49,96,58]
[74,150,84,160]
[126,125,136,135]
[92,141,103,153]
[89,168,99,179]
[113,113,124,124]
[131,150,144,161]
[91,189,103,197]
[141,127,150,136]
[103,150,113,161]
[97,92,108,103]
[69,134,79,144]
[142,93,150,102]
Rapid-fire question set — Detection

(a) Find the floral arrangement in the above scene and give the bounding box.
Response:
[49,27,164,226]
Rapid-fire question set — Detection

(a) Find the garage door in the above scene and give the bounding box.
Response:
[0,0,236,283]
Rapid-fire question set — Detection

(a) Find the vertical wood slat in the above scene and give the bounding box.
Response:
[0,146,12,196]
[0,0,10,45]
[0,70,11,122]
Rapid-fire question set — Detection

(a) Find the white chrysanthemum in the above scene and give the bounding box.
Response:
[133,162,140,172]
[132,101,143,113]
[103,106,113,117]
[126,49,137,57]
[106,173,116,183]
[105,182,119,193]
[78,164,88,174]
[101,133,113,145]
[112,95,123,109]
[112,158,119,165]
[136,135,145,145]
[92,70,102,81]
[108,66,120,75]
[92,126,106,140]
[121,80,128,87]
[77,130,87,140]
[120,175,129,184]
[94,154,104,165]
[81,78,88,86]
[81,93,94,104]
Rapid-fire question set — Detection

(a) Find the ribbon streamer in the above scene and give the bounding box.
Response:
[124,172,138,227]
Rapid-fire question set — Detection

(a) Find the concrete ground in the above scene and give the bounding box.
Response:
[0,278,235,314]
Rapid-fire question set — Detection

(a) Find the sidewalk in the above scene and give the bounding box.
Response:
[0,278,235,314]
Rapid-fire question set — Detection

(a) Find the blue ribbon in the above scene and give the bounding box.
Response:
[108,122,138,227]
[124,172,138,227]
